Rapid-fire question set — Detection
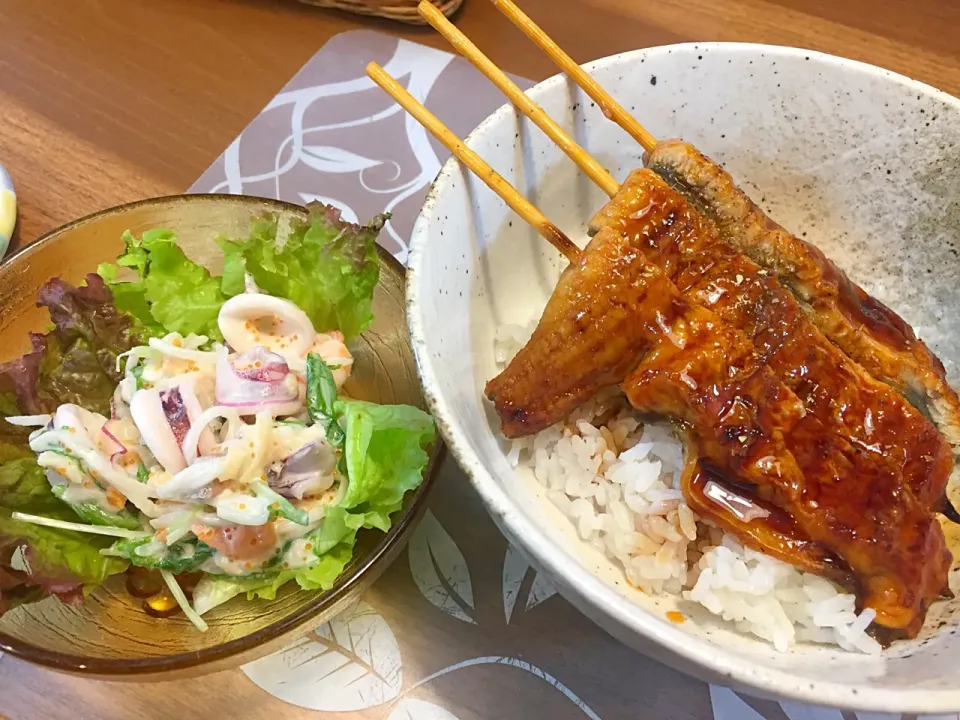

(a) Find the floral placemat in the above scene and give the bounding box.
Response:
[187,29,954,720]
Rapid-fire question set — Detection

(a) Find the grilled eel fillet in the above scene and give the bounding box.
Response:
[590,170,953,512]
[486,183,951,635]
[481,213,843,577]
[680,460,849,582]
[645,140,960,449]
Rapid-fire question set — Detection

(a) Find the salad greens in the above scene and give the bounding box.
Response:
[99,229,227,341]
[0,202,435,624]
[0,275,144,417]
[306,353,345,446]
[251,482,310,526]
[0,446,127,614]
[50,486,142,530]
[219,205,387,341]
[336,399,436,531]
[0,274,143,614]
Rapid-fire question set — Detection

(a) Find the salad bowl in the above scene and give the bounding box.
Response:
[0,194,442,680]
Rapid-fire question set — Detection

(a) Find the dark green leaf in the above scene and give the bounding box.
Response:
[50,486,141,530]
[305,353,344,446]
[113,537,214,575]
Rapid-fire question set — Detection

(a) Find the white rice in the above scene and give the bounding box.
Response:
[496,328,881,654]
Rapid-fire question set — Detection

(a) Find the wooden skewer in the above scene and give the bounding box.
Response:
[418,1,620,198]
[365,62,581,263]
[488,0,659,154]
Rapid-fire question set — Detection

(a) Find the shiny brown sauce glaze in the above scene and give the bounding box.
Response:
[682,460,850,582]
[621,282,950,636]
[645,140,960,445]
[485,225,658,437]
[592,170,953,512]
[489,176,951,635]
[645,141,917,353]
[812,243,916,354]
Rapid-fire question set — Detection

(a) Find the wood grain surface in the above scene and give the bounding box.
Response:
[3,0,959,250]
[1,0,959,718]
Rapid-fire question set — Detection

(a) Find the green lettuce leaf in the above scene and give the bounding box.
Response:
[0,454,127,614]
[336,399,436,531]
[191,542,354,615]
[98,229,226,341]
[219,204,388,341]
[50,485,141,530]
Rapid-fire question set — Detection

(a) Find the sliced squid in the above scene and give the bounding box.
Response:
[217,294,316,371]
[214,346,301,417]
[129,388,188,474]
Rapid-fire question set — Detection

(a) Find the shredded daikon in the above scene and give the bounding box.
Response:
[11,512,151,539]
[161,571,208,632]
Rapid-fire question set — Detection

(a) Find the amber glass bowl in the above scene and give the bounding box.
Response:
[0,195,442,680]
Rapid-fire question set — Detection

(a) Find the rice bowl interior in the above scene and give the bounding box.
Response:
[407,43,960,712]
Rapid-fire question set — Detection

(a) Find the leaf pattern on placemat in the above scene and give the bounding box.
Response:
[779,699,847,720]
[408,510,476,624]
[502,544,558,623]
[241,601,402,711]
[191,38,462,264]
[711,686,767,720]
[732,692,793,720]
[301,146,383,174]
[398,656,602,720]
[387,699,460,720]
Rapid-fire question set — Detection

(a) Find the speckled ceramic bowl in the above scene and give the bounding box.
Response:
[407,43,960,712]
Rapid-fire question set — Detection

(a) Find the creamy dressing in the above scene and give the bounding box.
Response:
[284,537,321,569]
[18,295,354,585]
[31,423,158,516]
[218,295,315,371]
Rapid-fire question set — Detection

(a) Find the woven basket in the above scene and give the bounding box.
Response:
[298,0,463,24]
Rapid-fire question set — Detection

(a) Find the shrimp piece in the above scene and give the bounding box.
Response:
[309,331,354,388]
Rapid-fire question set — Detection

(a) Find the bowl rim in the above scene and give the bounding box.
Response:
[0,193,445,676]
[406,42,960,713]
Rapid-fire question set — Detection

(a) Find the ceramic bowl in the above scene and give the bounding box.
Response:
[0,194,442,680]
[406,43,960,712]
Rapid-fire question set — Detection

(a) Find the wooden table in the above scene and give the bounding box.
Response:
[1,0,958,718]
